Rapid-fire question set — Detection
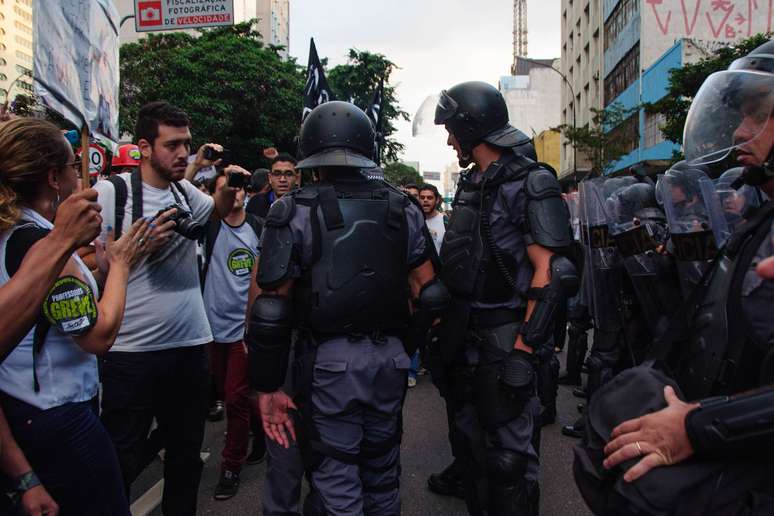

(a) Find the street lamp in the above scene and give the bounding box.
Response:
[513,56,577,183]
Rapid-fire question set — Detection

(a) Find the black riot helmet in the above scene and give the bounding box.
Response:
[296,101,378,170]
[683,39,774,186]
[434,81,533,166]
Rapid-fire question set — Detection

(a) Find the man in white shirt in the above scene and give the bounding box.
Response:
[419,183,446,253]
[94,101,249,515]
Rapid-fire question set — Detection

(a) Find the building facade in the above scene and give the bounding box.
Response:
[499,57,562,141]
[0,0,34,103]
[559,0,605,179]
[602,0,774,174]
[116,0,289,57]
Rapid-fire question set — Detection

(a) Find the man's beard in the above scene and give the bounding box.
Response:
[150,154,183,182]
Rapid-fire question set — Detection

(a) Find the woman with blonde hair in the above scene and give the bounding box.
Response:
[0,118,152,515]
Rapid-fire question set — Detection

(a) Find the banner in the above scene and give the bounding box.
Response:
[134,0,235,32]
[367,78,385,165]
[33,0,120,143]
[302,38,335,121]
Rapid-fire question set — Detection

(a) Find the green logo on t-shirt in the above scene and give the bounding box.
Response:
[227,248,255,277]
[42,276,97,335]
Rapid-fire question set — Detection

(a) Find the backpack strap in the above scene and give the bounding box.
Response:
[201,220,222,288]
[107,175,128,239]
[130,169,143,224]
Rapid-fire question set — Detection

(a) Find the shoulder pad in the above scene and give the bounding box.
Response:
[525,167,561,200]
[257,222,294,290]
[524,167,573,250]
[265,195,296,227]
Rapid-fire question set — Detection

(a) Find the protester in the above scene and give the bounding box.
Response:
[245,168,271,218]
[404,183,420,200]
[202,169,266,500]
[111,144,141,176]
[94,101,249,514]
[418,183,445,253]
[0,117,154,515]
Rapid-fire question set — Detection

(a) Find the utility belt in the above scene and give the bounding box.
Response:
[290,330,402,491]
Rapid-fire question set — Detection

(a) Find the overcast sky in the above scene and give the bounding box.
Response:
[289,0,561,174]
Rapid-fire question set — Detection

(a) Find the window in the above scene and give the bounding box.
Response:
[644,112,666,148]
[604,44,640,105]
[15,51,31,64]
[0,58,5,66]
[604,0,639,50]
[0,74,6,81]
[14,36,32,49]
[608,113,640,155]
[14,21,31,35]
[15,65,30,76]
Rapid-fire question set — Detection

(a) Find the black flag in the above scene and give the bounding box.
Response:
[367,78,385,165]
[302,39,335,121]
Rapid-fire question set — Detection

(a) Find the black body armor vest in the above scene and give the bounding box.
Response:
[439,156,533,304]
[293,181,411,335]
[671,202,774,399]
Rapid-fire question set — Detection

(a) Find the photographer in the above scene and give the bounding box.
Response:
[0,118,152,515]
[202,168,265,500]
[93,102,248,514]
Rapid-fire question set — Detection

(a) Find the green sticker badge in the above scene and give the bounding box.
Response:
[227,248,255,277]
[42,276,98,335]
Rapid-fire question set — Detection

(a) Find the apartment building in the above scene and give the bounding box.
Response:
[0,0,34,103]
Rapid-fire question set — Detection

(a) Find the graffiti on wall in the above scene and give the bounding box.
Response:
[645,0,772,40]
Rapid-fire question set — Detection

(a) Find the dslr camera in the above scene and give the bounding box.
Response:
[157,204,206,240]
[203,145,225,161]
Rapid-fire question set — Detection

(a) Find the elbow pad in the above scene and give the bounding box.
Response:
[417,278,450,320]
[685,386,774,461]
[246,294,292,392]
[520,255,579,350]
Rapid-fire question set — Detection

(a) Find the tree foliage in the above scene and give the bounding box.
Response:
[383,162,422,186]
[556,103,637,175]
[327,49,410,164]
[120,22,305,170]
[644,33,770,147]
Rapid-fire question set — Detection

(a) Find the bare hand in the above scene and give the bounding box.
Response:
[51,189,103,249]
[258,390,298,449]
[263,147,279,160]
[603,386,699,482]
[224,165,251,191]
[193,143,223,169]
[757,255,774,280]
[21,485,59,516]
[103,217,154,270]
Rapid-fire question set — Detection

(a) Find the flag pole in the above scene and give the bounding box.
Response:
[81,126,90,190]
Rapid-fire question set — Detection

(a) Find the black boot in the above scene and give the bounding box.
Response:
[561,416,585,439]
[427,460,465,499]
[489,480,539,516]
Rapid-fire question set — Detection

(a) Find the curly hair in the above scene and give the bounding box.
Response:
[0,118,70,232]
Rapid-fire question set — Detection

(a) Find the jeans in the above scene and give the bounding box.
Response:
[100,345,209,516]
[1,395,129,516]
[209,340,265,473]
[409,350,420,380]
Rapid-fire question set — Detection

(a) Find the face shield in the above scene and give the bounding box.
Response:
[434,90,460,125]
[684,70,774,165]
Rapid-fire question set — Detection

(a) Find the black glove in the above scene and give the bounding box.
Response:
[499,349,536,414]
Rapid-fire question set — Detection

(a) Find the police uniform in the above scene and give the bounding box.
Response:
[433,81,577,516]
[247,101,448,516]
[574,39,774,516]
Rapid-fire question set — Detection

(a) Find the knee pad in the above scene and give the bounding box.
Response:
[485,449,528,487]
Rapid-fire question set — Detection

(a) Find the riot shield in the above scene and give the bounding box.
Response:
[579,178,623,334]
[656,164,730,298]
[608,183,682,332]
[714,167,765,233]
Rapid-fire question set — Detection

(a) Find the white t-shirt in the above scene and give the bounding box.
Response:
[425,212,446,254]
[93,173,215,352]
[203,219,261,343]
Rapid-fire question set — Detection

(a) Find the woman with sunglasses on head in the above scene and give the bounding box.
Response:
[0,118,153,515]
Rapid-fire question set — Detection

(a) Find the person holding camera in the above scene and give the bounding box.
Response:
[201,168,265,500]
[93,102,249,515]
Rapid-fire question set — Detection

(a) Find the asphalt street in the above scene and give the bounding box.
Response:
[134,349,593,516]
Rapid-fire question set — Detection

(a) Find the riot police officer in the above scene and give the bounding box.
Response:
[432,81,577,515]
[574,39,774,516]
[247,101,448,515]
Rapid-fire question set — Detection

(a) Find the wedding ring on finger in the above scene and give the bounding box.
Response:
[635,441,643,456]
[138,237,146,246]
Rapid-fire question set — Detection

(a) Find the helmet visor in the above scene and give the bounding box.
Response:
[434,90,459,125]
[684,70,774,165]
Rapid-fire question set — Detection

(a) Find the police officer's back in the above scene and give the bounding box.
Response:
[246,101,448,515]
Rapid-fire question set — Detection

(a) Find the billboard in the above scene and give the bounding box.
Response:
[135,0,234,32]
